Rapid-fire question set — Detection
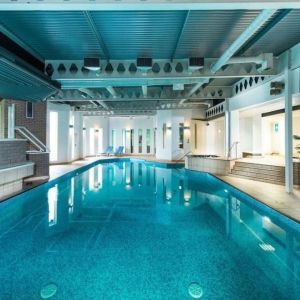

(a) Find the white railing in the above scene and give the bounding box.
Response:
[227,141,239,159]
[15,126,49,152]
[205,102,225,119]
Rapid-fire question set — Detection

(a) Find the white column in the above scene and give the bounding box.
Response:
[226,109,240,159]
[285,50,293,194]
[224,99,231,158]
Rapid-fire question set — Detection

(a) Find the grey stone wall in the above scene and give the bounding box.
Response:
[4,99,47,144]
[294,162,300,185]
[0,139,27,168]
[3,99,49,177]
[27,152,49,176]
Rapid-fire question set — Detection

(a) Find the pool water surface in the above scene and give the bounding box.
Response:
[0,159,300,299]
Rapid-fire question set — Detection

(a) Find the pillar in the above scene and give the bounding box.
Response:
[285,50,293,193]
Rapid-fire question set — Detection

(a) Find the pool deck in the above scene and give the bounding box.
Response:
[217,175,300,223]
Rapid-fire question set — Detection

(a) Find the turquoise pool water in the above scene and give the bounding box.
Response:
[0,159,300,299]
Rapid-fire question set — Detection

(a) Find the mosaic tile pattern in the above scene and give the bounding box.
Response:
[0,160,300,299]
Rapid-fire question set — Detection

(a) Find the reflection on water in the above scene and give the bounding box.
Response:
[47,162,300,279]
[1,160,300,299]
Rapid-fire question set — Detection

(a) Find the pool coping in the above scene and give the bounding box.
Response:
[185,169,300,230]
[213,174,300,226]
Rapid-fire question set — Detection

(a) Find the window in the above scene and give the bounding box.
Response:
[122,129,126,148]
[26,101,33,118]
[163,123,166,149]
[49,111,58,162]
[179,123,184,149]
[146,129,151,153]
[130,129,134,153]
[111,129,116,149]
[138,129,143,153]
[7,104,15,139]
[194,123,198,149]
[89,128,95,155]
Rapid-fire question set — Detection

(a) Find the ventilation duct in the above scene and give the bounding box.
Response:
[188,57,204,71]
[84,57,100,71]
[0,55,58,101]
[137,57,152,72]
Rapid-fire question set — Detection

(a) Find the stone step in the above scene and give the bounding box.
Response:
[232,165,285,176]
[231,169,285,183]
[229,173,285,185]
[23,176,49,186]
[234,161,284,171]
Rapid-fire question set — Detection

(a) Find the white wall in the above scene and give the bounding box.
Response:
[156,110,173,160]
[155,109,205,160]
[109,116,155,154]
[191,117,225,156]
[83,116,109,155]
[47,103,84,163]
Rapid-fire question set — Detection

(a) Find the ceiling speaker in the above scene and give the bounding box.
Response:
[84,58,100,71]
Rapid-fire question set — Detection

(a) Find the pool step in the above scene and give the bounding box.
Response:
[23,176,49,187]
[230,161,285,185]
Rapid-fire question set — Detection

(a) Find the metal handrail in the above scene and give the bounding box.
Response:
[174,151,191,162]
[15,126,49,152]
[227,141,239,159]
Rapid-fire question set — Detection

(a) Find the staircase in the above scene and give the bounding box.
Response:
[15,126,50,185]
[230,161,285,185]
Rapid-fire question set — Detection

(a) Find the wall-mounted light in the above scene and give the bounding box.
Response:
[95,129,99,133]
[82,127,86,131]
[69,125,74,128]
[167,126,172,130]
[183,126,190,130]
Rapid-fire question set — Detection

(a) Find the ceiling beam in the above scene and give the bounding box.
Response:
[1,1,300,11]
[48,85,232,102]
[171,10,190,60]
[0,24,44,63]
[236,9,291,55]
[83,11,110,60]
[96,100,109,110]
[186,79,210,97]
[211,9,277,74]
[47,58,278,89]
[106,86,117,97]
[142,85,148,97]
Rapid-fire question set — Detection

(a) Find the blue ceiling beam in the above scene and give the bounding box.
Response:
[0,24,44,62]
[211,9,277,74]
[236,9,292,56]
[83,11,110,60]
[1,1,300,11]
[171,10,190,60]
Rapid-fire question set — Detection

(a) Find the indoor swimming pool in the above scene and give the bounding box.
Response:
[0,159,300,299]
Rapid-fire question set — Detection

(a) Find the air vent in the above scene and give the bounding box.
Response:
[270,81,284,96]
[137,57,152,72]
[84,57,100,71]
[189,57,204,71]
[0,56,58,101]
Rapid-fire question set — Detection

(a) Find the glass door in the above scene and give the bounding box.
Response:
[138,129,143,153]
